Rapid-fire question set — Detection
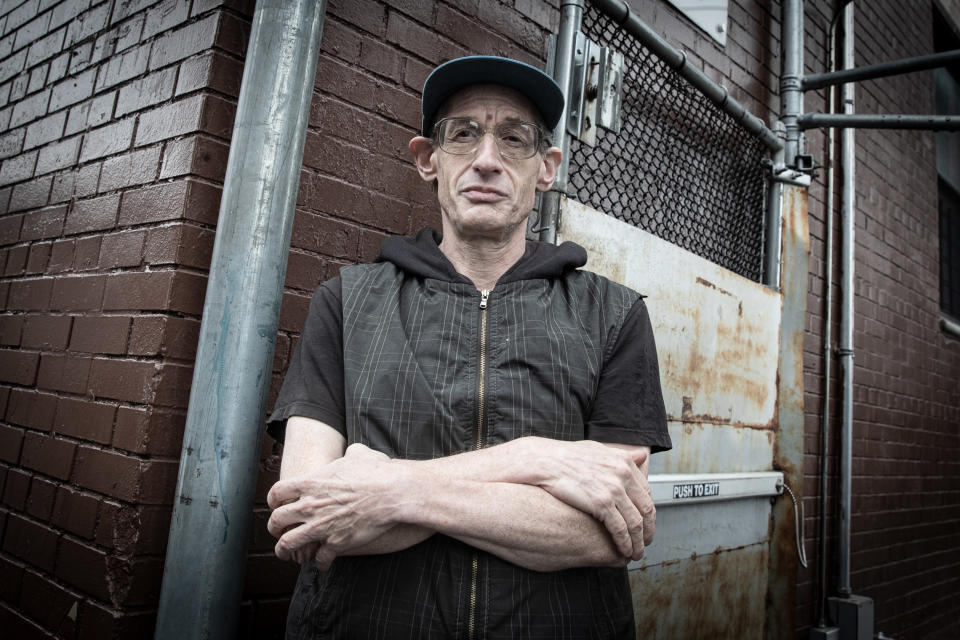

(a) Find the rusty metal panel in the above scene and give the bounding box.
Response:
[654,422,775,474]
[765,184,809,638]
[558,197,780,429]
[635,495,775,567]
[630,545,769,639]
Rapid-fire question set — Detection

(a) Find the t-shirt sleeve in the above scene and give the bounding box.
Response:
[586,296,672,452]
[266,277,346,443]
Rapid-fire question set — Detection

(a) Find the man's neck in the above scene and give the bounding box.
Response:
[438,225,527,291]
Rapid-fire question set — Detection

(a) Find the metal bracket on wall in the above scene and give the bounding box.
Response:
[569,33,624,146]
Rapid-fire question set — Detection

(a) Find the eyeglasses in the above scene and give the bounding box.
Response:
[433,117,546,160]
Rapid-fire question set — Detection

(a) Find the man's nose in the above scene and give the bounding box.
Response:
[470,133,503,171]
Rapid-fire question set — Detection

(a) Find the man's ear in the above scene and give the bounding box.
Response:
[536,146,563,192]
[409,136,438,183]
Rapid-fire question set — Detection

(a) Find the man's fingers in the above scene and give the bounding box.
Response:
[267,501,305,539]
[628,447,648,467]
[615,496,645,560]
[601,510,633,558]
[626,509,645,561]
[292,542,320,565]
[276,521,326,562]
[641,502,656,547]
[634,478,656,547]
[314,545,337,570]
[267,479,302,510]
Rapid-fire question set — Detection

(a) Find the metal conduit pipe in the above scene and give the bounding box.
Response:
[816,22,837,628]
[155,1,326,638]
[802,48,960,90]
[763,126,785,289]
[590,0,783,152]
[781,0,805,165]
[540,0,584,244]
[838,2,856,598]
[814,1,851,624]
[942,313,960,338]
[799,113,960,130]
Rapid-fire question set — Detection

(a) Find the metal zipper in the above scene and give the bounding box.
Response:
[468,288,490,640]
[475,289,489,452]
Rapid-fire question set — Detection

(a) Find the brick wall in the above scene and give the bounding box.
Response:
[0,0,253,636]
[797,2,960,639]
[0,0,562,636]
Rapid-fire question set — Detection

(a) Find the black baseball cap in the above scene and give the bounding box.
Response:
[420,56,565,136]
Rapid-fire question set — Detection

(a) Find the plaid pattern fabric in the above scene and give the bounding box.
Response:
[283,262,642,639]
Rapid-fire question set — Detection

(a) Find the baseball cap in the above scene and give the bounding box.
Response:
[420,56,565,136]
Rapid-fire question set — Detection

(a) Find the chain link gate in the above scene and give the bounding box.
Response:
[563,2,772,282]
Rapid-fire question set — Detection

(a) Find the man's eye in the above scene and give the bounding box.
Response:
[499,127,533,147]
[449,125,480,140]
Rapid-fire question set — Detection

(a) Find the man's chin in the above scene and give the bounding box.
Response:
[447,212,527,241]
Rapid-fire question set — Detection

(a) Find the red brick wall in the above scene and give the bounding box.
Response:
[0,0,252,636]
[797,2,960,639]
[0,0,561,635]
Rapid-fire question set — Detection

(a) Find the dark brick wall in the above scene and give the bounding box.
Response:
[0,0,252,636]
[796,2,960,639]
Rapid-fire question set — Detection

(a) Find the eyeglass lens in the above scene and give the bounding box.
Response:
[436,118,540,159]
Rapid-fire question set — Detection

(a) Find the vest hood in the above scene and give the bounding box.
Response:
[375,227,588,285]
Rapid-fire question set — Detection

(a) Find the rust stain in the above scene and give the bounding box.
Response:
[664,280,777,426]
[765,185,809,639]
[630,546,768,639]
[695,276,735,299]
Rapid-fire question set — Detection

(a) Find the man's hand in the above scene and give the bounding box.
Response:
[512,438,654,560]
[267,443,403,569]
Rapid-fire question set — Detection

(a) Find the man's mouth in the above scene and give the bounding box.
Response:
[461,186,507,202]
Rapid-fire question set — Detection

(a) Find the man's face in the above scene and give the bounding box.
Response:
[410,85,560,242]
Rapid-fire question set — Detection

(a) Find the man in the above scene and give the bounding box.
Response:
[266,56,671,638]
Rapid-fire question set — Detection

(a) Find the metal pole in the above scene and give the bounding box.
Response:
[762,122,785,288]
[816,12,841,627]
[802,48,960,91]
[798,113,960,130]
[539,0,583,244]
[591,0,782,152]
[781,0,805,166]
[155,1,326,638]
[942,313,960,339]
[838,2,856,599]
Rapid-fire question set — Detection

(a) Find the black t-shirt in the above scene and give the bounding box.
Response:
[269,279,671,452]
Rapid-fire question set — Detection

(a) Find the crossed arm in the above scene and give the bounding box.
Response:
[267,416,655,572]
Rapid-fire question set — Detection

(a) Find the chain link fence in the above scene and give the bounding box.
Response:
[568,4,770,281]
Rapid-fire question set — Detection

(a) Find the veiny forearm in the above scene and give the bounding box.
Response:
[310,440,570,560]
[335,523,433,556]
[395,467,626,571]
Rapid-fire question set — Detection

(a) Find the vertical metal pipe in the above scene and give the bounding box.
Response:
[816,13,839,625]
[763,122,785,289]
[539,0,583,244]
[838,2,856,598]
[155,1,326,638]
[781,0,804,166]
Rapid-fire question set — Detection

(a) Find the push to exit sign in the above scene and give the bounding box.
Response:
[672,482,720,499]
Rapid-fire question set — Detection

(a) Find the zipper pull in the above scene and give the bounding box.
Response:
[479,289,490,309]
